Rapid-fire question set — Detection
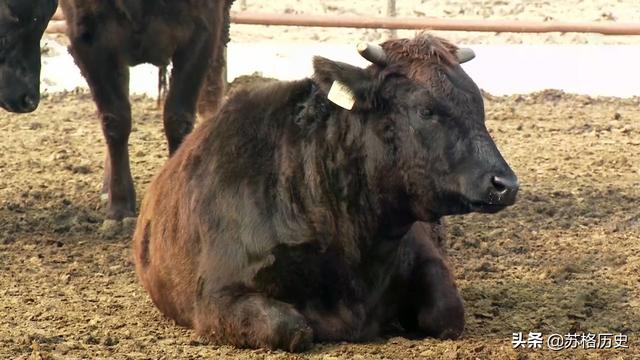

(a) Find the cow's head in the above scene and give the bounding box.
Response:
[313,34,518,221]
[0,0,57,113]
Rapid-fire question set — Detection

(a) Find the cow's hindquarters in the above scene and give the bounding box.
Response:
[132,185,199,327]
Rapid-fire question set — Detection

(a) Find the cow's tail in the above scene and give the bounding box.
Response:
[157,65,168,108]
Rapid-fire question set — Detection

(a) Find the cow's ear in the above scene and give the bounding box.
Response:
[312,56,379,111]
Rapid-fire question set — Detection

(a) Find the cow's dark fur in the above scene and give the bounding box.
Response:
[133,34,518,351]
[0,0,57,113]
[60,0,234,220]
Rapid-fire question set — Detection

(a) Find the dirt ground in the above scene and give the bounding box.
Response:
[18,0,639,358]
[1,77,639,360]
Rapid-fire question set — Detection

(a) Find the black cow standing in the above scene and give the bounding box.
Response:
[0,0,57,113]
[60,0,234,222]
[133,34,519,351]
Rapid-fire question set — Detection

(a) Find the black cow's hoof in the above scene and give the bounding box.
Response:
[287,324,314,352]
[418,301,465,340]
[269,311,314,352]
[99,217,137,239]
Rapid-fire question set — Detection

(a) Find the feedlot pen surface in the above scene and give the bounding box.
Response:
[0,85,639,359]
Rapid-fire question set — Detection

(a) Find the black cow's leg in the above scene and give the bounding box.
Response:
[163,31,214,155]
[397,223,465,339]
[196,0,234,121]
[67,41,135,220]
[100,152,111,203]
[193,289,313,352]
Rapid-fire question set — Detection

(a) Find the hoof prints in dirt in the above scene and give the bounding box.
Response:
[0,89,638,358]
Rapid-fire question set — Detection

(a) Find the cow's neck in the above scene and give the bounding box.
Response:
[270,85,415,264]
[298,107,414,263]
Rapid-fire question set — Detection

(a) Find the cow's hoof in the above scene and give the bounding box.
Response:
[122,217,137,235]
[418,300,465,340]
[99,217,137,239]
[270,313,313,352]
[100,219,122,239]
[286,323,313,352]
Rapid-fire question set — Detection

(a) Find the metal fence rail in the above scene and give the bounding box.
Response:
[46,11,640,35]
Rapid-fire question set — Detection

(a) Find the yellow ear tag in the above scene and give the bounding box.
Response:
[327,81,355,110]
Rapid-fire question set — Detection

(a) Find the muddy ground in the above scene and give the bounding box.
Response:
[0,85,639,359]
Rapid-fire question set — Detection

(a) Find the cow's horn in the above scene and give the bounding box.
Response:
[456,48,475,64]
[357,43,388,66]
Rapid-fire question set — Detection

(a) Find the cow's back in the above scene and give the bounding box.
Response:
[60,0,218,66]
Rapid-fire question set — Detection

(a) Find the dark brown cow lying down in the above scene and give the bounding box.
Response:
[60,0,234,221]
[133,34,519,351]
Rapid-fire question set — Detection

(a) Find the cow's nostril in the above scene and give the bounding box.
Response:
[491,176,507,194]
[490,175,518,194]
[21,94,38,112]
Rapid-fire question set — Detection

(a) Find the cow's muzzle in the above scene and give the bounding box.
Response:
[468,173,519,213]
[1,91,40,113]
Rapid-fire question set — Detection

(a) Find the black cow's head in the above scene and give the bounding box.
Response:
[0,0,57,113]
[313,35,518,221]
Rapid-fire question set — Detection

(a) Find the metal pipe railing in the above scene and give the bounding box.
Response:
[46,11,640,36]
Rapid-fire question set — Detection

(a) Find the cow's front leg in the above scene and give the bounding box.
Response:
[397,222,464,339]
[194,288,313,352]
[301,302,369,342]
[163,29,214,155]
[67,40,135,221]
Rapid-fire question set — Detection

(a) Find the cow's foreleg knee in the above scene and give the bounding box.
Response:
[413,258,465,340]
[194,290,313,352]
[398,256,464,340]
[397,224,464,339]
